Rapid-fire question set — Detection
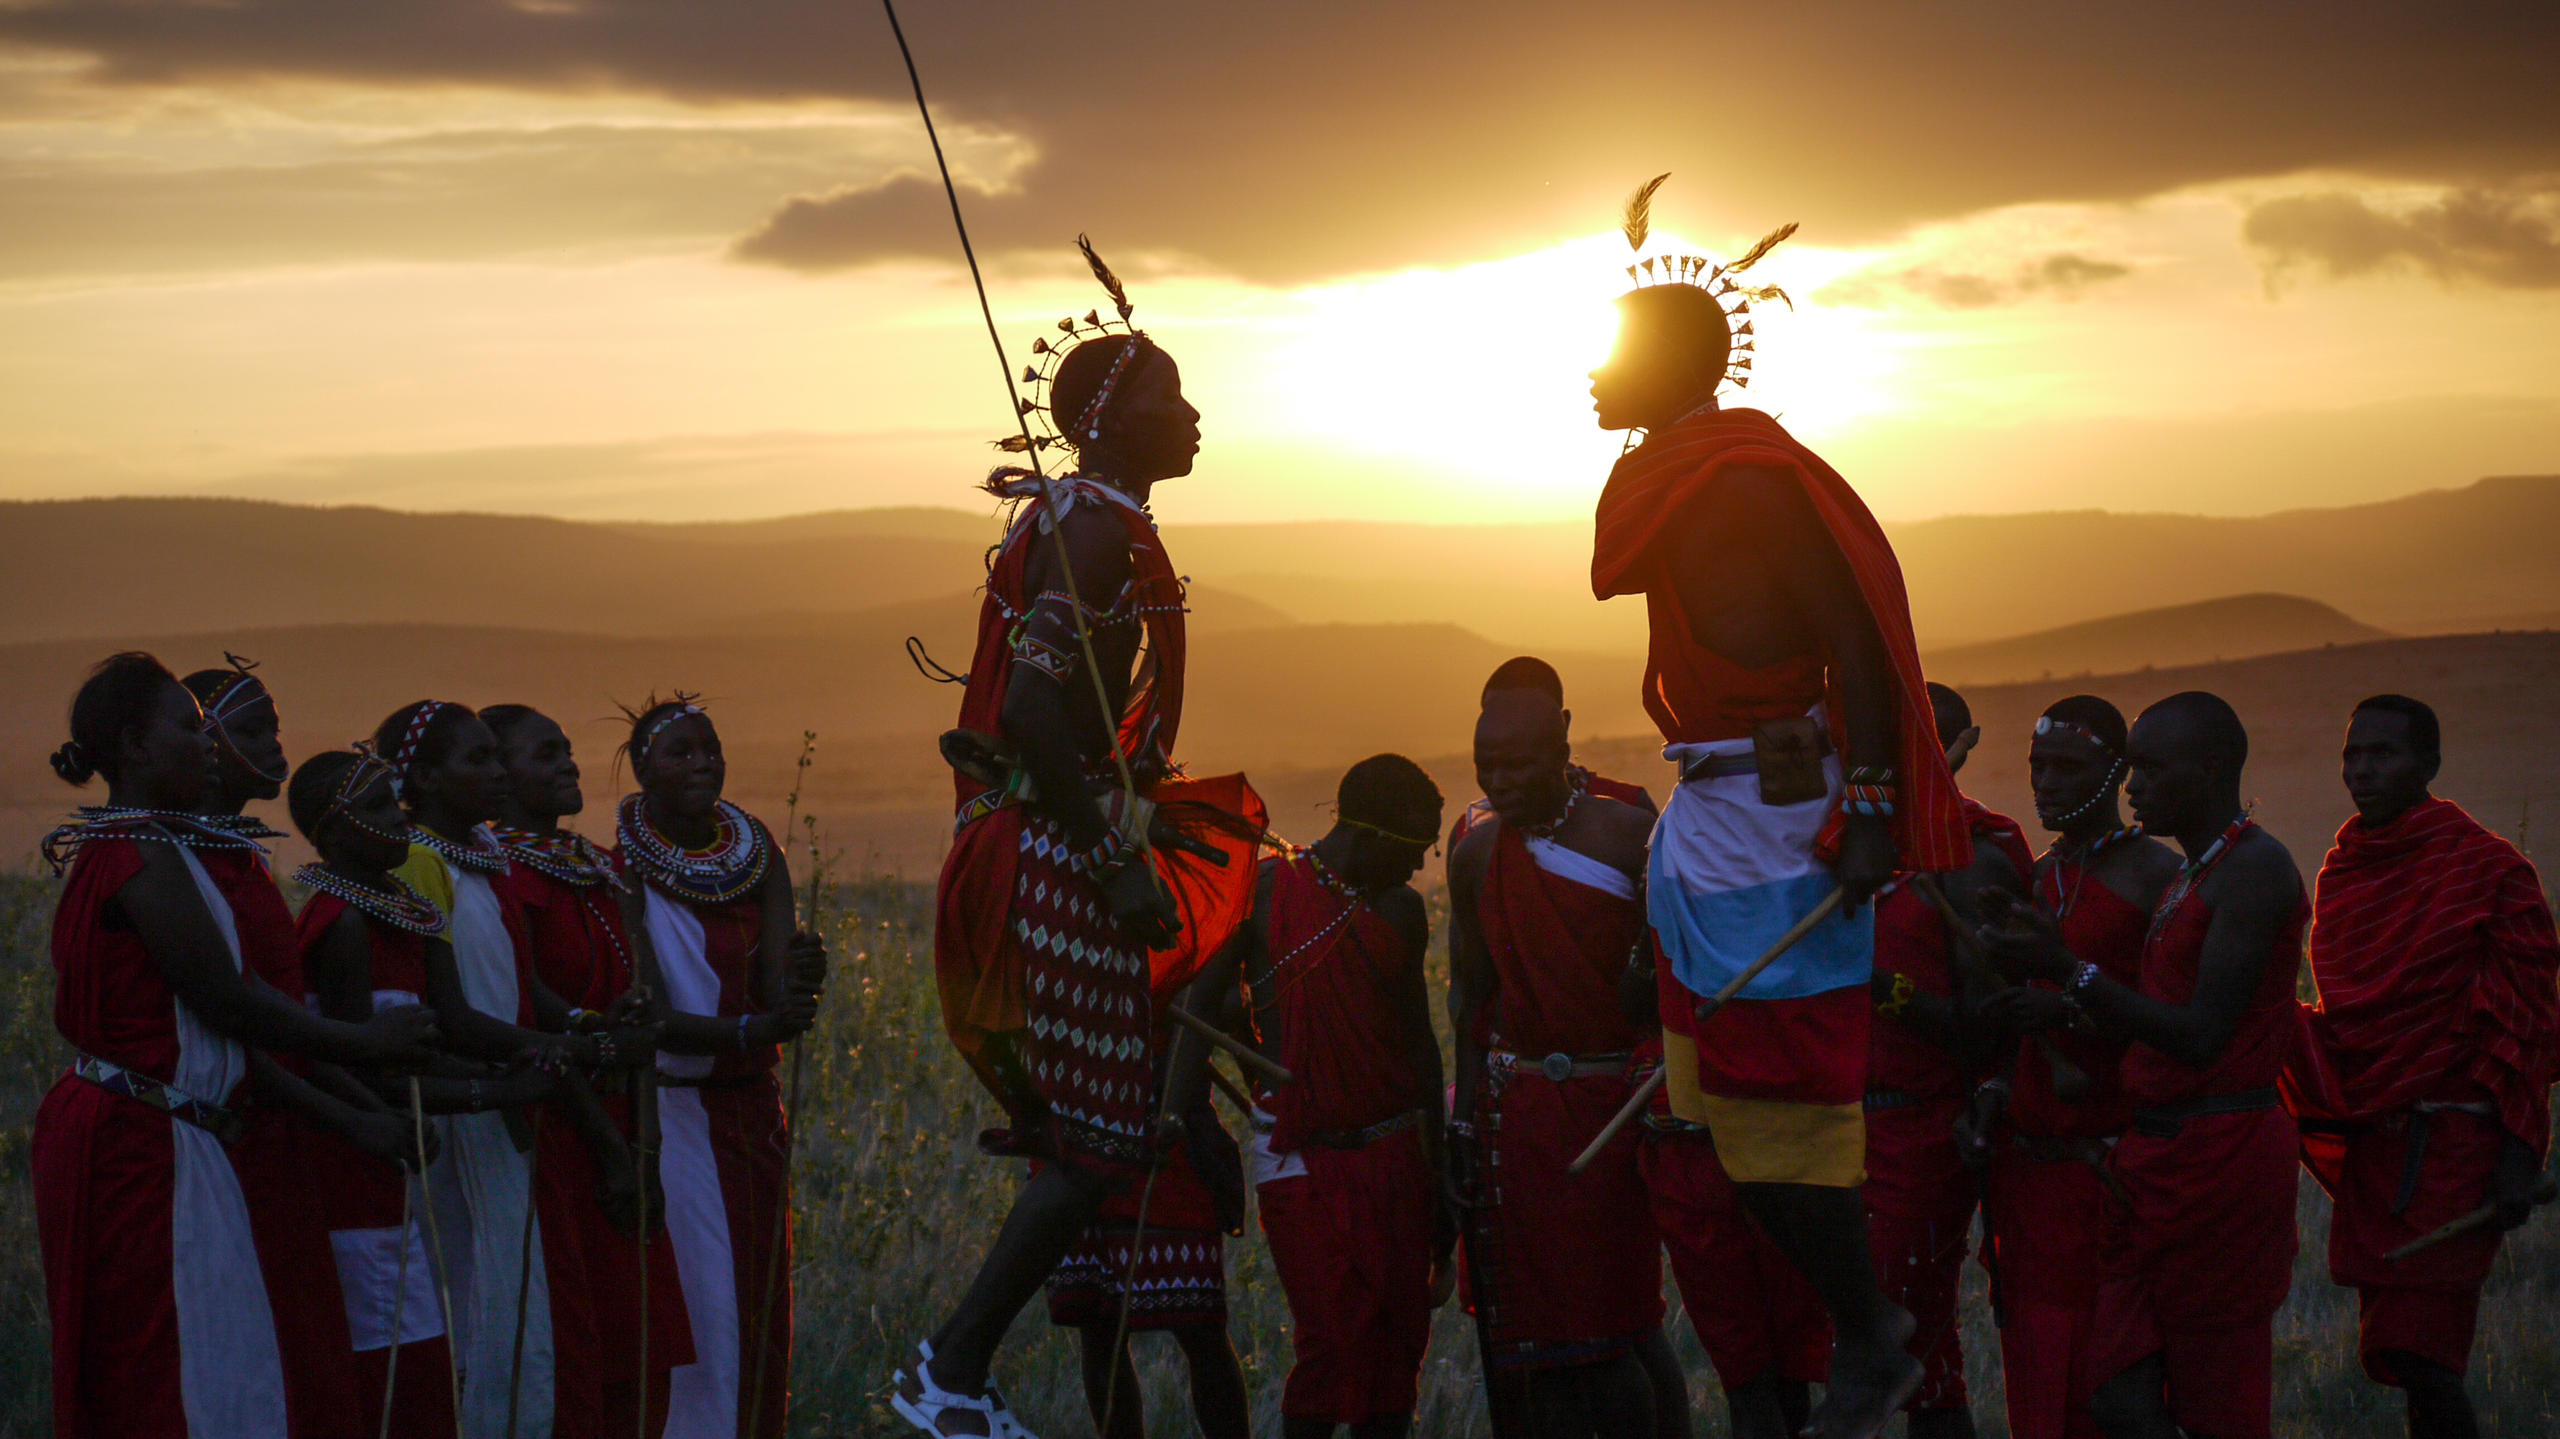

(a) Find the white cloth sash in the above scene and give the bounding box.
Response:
[644,883,745,1436]
[1523,835,1639,901]
[169,842,291,1439]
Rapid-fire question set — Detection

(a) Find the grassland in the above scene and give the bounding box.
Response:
[3,869,2557,1437]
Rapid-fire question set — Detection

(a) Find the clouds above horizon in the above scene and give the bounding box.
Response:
[0,2,2555,283]
[2245,180,2560,291]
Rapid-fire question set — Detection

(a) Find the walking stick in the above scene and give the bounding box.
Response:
[1167,1002,1294,1087]
[504,1107,543,1439]
[1569,887,1847,1174]
[378,1147,418,1439]
[744,807,826,1439]
[411,1078,465,1438]
[631,1060,656,1439]
[2385,1176,2558,1260]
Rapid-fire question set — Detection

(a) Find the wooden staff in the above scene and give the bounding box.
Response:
[744,815,826,1439]
[1167,1002,1293,1087]
[503,1107,543,1439]
[1204,1059,1255,1118]
[1569,887,1848,1175]
[2385,1175,2558,1261]
[410,1078,465,1438]
[377,1138,419,1439]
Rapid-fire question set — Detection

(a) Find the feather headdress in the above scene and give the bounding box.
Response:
[991,234,1154,459]
[1615,174,1797,391]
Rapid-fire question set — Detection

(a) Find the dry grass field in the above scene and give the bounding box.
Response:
[4,864,2557,1438]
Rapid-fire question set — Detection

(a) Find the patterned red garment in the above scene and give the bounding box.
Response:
[1468,827,1659,1368]
[933,479,1262,1104]
[1253,853,1424,1149]
[1590,406,1970,872]
[2285,797,2560,1151]
[1044,1142,1229,1331]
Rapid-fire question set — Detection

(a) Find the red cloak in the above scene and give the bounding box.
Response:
[1591,406,1969,873]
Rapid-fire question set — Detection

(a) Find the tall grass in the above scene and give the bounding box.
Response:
[2,868,2556,1436]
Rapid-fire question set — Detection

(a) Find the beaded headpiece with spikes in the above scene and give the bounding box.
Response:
[995,234,1157,456]
[1617,172,1797,395]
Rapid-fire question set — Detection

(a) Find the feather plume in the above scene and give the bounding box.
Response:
[1622,173,1671,252]
[1078,233,1134,321]
[1723,221,1798,275]
[1736,282,1793,311]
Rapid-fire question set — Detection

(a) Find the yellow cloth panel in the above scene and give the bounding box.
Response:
[1694,1095,1866,1187]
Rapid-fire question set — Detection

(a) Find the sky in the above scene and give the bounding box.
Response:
[1,2,2557,526]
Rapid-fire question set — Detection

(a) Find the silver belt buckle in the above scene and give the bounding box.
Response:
[1542,1052,1574,1083]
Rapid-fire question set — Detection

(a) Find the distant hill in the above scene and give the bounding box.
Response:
[1922,593,2389,687]
[7,475,2560,657]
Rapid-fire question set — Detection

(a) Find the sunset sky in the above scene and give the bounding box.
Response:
[1,2,2556,526]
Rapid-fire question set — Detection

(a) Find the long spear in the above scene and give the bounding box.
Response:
[744,735,824,1439]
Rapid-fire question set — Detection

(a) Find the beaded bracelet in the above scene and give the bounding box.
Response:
[1875,971,1917,1015]
[1842,782,1897,818]
[1844,764,1898,787]
[1077,828,1137,882]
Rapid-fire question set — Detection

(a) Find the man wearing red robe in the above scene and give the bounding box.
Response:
[1860,684,2030,1439]
[905,328,1265,1436]
[1449,679,1663,1434]
[2283,695,2559,1439]
[1185,755,1449,1439]
[1588,206,1974,1438]
[1967,696,2178,1439]
[1983,692,2306,1439]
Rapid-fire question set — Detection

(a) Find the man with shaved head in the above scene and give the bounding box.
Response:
[1448,666,1665,1434]
[2283,695,2558,1439]
[1982,691,2307,1439]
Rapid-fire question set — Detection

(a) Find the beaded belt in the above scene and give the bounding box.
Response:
[2130,1086,2278,1139]
[1310,1108,1425,1151]
[71,1053,239,1143]
[1491,1050,1631,1083]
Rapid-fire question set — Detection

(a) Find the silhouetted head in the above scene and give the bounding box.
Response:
[290,749,412,873]
[2125,691,2248,837]
[625,696,724,823]
[1474,664,1572,827]
[484,704,583,825]
[373,700,504,827]
[1335,753,1444,891]
[2343,694,2440,825]
[1590,285,1731,432]
[2029,694,2129,834]
[182,658,286,804]
[1927,681,1980,774]
[1053,335,1200,484]
[54,651,214,809]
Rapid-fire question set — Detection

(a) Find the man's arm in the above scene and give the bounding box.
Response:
[2001,838,2299,1070]
[1381,885,1444,1141]
[1000,508,1134,856]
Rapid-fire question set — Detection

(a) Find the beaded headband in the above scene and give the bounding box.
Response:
[994,235,1154,457]
[1343,815,1437,849]
[199,652,270,724]
[2034,715,2115,755]
[387,700,456,802]
[1617,173,1795,397]
[639,703,705,765]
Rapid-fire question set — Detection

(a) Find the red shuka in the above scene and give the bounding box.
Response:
[1255,853,1423,1148]
[2286,797,2560,1151]
[201,848,364,1439]
[495,863,696,1438]
[2084,855,2306,1439]
[1591,406,1970,872]
[1869,801,2034,1100]
[1469,827,1660,1366]
[933,480,1263,1096]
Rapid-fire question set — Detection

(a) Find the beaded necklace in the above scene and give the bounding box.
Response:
[294,864,448,936]
[616,793,768,904]
[1257,849,1373,1003]
[490,826,624,890]
[202,811,289,842]
[41,807,268,876]
[2041,822,2144,921]
[2145,814,2255,949]
[411,823,511,877]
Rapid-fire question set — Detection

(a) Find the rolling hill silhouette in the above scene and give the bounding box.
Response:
[1922,593,2388,686]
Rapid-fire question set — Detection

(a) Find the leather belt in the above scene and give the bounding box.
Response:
[1492,1050,1631,1083]
[657,1072,763,1091]
[72,1053,240,1144]
[2011,1131,2116,1165]
[1680,733,1835,784]
[1863,1088,1931,1112]
[2131,1086,2278,1139]
[1310,1108,1424,1150]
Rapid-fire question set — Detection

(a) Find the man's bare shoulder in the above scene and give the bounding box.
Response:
[1572,795,1655,876]
[2210,828,2304,913]
[1027,504,1136,588]
[1373,883,1430,951]
[1449,818,1500,884]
